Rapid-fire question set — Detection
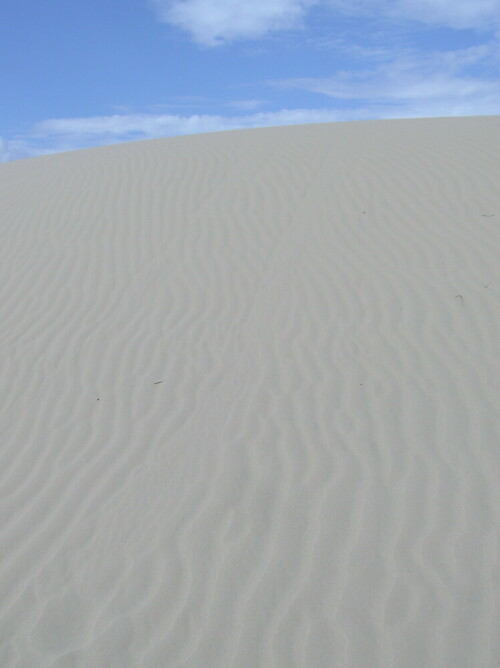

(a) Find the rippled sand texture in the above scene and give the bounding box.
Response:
[1,116,499,667]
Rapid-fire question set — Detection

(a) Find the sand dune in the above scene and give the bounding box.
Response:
[1,116,499,667]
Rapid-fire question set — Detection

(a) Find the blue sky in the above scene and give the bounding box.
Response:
[1,0,499,161]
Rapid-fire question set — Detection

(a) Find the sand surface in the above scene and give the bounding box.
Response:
[1,116,499,667]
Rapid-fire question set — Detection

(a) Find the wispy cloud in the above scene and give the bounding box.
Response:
[16,109,345,156]
[275,42,500,115]
[347,0,500,31]
[2,108,369,161]
[2,91,496,163]
[152,0,500,45]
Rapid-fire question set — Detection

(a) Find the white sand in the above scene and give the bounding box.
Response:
[1,116,499,667]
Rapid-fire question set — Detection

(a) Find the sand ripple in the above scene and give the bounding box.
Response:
[1,117,499,667]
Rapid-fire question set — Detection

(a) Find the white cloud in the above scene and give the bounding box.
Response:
[33,108,344,144]
[152,0,316,45]
[0,137,30,162]
[0,138,9,161]
[152,0,500,45]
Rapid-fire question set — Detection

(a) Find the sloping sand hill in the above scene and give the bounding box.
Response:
[1,116,499,667]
